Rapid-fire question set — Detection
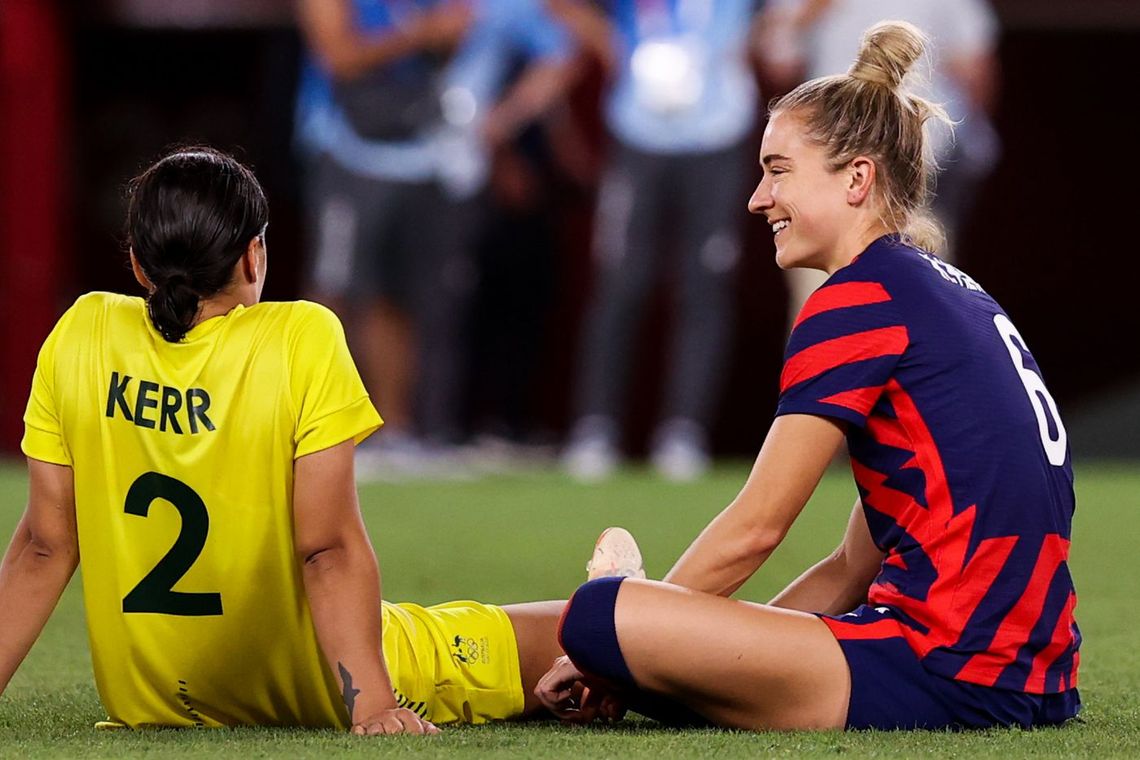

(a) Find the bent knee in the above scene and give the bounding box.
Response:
[559,577,636,686]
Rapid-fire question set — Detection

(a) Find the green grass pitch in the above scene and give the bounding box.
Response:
[0,459,1137,758]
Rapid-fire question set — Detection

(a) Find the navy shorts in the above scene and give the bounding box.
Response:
[822,606,1081,730]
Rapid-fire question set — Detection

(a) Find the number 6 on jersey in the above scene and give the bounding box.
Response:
[993,313,1068,466]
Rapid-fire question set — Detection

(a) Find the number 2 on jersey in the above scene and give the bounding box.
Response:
[122,472,223,616]
[993,313,1068,466]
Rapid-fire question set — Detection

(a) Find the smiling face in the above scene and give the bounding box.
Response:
[748,110,873,273]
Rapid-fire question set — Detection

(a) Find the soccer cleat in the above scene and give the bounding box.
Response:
[586,527,646,581]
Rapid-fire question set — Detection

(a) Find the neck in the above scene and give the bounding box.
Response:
[824,220,893,274]
[193,288,257,326]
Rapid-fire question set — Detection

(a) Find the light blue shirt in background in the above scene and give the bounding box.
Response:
[603,0,763,154]
[294,0,571,187]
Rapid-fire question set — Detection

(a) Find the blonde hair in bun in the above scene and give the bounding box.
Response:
[770,21,953,253]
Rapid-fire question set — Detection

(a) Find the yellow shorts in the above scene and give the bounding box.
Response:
[381,600,524,725]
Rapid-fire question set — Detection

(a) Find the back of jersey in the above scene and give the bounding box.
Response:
[870,242,1079,691]
[778,237,1078,693]
[22,293,381,727]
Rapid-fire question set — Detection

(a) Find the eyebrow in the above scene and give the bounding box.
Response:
[761,153,791,167]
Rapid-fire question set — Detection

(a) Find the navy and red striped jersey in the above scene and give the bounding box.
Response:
[777,235,1079,694]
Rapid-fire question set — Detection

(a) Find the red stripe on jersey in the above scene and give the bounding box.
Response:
[884,551,907,570]
[852,460,924,526]
[867,381,1018,659]
[1025,591,1079,692]
[793,281,893,331]
[818,386,886,417]
[865,414,918,455]
[823,616,904,641]
[955,534,1071,686]
[780,326,909,393]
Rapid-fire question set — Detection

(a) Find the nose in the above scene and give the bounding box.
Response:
[747,176,772,216]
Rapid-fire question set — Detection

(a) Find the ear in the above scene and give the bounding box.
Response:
[129,249,154,291]
[240,235,264,284]
[846,156,877,206]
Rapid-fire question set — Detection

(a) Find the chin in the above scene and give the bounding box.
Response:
[775,245,805,270]
[776,242,827,272]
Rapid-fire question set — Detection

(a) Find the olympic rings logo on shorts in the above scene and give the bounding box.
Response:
[451,634,491,666]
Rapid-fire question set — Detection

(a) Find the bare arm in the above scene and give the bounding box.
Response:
[767,497,884,615]
[753,0,830,94]
[296,0,470,81]
[0,459,79,696]
[545,0,617,74]
[294,440,436,735]
[482,58,576,148]
[663,414,845,596]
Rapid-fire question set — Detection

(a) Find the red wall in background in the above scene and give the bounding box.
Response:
[0,0,70,452]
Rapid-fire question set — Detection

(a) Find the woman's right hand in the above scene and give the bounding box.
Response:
[535,655,587,719]
[351,707,440,736]
[535,656,627,724]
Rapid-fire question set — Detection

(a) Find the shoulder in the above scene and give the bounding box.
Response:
[48,291,145,339]
[248,300,348,348]
[248,299,342,327]
[69,290,144,317]
[793,241,911,327]
[836,237,962,297]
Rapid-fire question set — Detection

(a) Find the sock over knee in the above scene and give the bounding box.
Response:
[558,577,712,727]
[558,576,635,686]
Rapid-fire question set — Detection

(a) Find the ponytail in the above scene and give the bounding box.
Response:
[127,147,268,342]
[146,273,201,343]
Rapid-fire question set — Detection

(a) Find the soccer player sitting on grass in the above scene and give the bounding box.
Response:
[538,21,1082,732]
[0,147,566,735]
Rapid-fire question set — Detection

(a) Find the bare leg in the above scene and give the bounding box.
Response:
[358,299,415,431]
[608,580,850,730]
[502,601,565,716]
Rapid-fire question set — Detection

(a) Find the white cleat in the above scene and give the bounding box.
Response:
[586,527,646,581]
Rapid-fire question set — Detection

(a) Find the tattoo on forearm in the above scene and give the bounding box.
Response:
[338,661,361,718]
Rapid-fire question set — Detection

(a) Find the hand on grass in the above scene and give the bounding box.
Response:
[351,707,439,736]
[535,655,626,724]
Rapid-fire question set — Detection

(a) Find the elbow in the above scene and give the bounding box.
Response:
[310,42,372,82]
[297,533,375,577]
[299,542,345,573]
[26,531,78,569]
[322,55,366,82]
[740,525,785,561]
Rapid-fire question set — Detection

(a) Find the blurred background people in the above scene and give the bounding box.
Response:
[3,0,1136,467]
[759,0,1001,331]
[553,0,766,482]
[294,0,573,476]
[464,113,592,459]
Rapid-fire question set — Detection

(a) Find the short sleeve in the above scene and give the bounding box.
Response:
[776,280,909,428]
[21,308,74,465]
[288,304,382,458]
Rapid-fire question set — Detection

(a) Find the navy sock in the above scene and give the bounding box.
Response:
[559,576,711,728]
[559,576,634,686]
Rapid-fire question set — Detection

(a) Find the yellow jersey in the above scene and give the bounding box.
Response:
[21,292,381,728]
